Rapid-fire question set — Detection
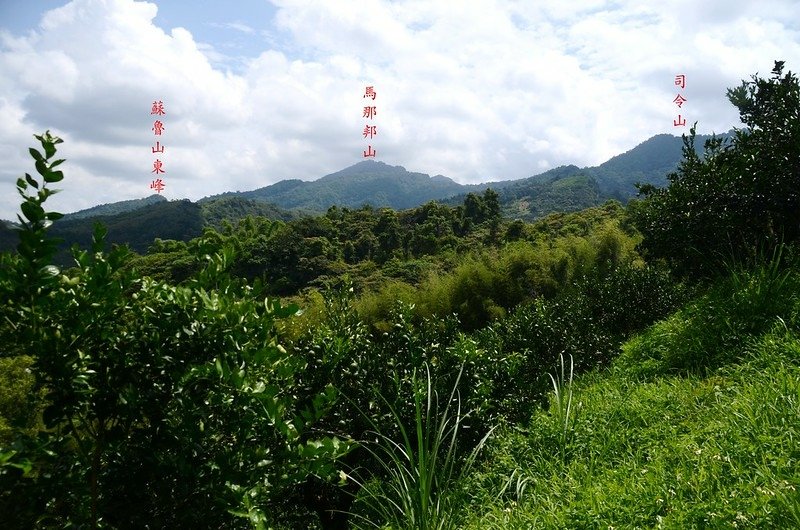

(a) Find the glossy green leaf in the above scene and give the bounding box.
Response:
[25,173,39,189]
[42,137,56,158]
[28,147,44,161]
[43,170,64,183]
[20,200,44,223]
[35,159,49,178]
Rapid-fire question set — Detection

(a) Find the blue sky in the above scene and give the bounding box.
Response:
[1,0,799,219]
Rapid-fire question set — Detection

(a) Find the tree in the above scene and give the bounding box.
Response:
[484,188,502,243]
[632,61,800,276]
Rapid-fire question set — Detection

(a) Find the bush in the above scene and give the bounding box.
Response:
[0,132,347,528]
[0,356,40,444]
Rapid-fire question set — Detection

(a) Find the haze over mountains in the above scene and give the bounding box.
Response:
[1,131,727,258]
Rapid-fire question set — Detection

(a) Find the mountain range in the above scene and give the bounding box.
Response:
[1,131,728,258]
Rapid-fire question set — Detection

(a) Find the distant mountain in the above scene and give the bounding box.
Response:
[589,134,686,197]
[0,220,18,252]
[482,131,733,219]
[202,132,724,217]
[499,173,602,220]
[205,160,474,212]
[0,195,300,264]
[523,132,732,198]
[442,165,601,220]
[47,199,205,263]
[0,131,728,258]
[62,194,168,221]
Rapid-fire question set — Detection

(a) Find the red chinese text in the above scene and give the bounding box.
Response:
[673,74,687,127]
[362,86,377,158]
[151,100,166,116]
[149,100,167,191]
[150,178,166,193]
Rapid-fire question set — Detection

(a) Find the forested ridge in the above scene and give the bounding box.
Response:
[1,62,799,529]
[0,126,714,263]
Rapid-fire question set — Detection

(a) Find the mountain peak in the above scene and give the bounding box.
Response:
[217,160,464,211]
[320,159,410,180]
[62,194,168,221]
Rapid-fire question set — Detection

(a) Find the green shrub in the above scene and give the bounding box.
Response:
[633,62,800,278]
[355,279,418,332]
[0,356,40,444]
[0,132,348,528]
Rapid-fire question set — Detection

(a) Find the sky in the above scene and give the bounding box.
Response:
[1,0,799,220]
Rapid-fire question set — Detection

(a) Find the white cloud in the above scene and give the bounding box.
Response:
[1,0,799,220]
[208,21,255,35]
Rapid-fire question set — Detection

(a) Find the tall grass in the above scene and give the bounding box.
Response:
[619,246,800,376]
[348,364,494,530]
[547,353,580,463]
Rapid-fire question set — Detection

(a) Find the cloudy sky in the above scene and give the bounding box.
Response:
[1,0,798,219]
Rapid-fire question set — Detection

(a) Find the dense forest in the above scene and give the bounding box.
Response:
[1,62,799,528]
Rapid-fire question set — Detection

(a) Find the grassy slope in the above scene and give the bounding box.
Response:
[462,268,800,529]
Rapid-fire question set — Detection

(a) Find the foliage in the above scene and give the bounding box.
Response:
[349,364,494,530]
[60,194,167,221]
[356,217,647,333]
[619,247,800,376]
[501,174,602,221]
[231,160,468,212]
[200,195,298,229]
[633,61,800,277]
[547,354,580,465]
[0,356,40,444]
[45,198,205,266]
[0,133,347,528]
[120,237,199,283]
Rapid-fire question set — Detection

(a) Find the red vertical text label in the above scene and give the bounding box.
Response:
[149,100,166,192]
[362,86,377,158]
[673,75,687,127]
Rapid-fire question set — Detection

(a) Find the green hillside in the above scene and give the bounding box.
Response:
[588,131,731,198]
[47,199,204,259]
[0,132,698,260]
[464,298,800,527]
[61,194,168,221]
[199,195,300,229]
[0,195,299,265]
[501,173,602,220]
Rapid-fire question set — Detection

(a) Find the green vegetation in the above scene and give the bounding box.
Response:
[463,325,800,528]
[349,364,493,530]
[1,61,798,529]
[200,195,299,229]
[632,62,799,277]
[1,133,346,528]
[212,160,470,212]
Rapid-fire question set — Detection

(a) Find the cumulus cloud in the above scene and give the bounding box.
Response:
[1,0,799,220]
